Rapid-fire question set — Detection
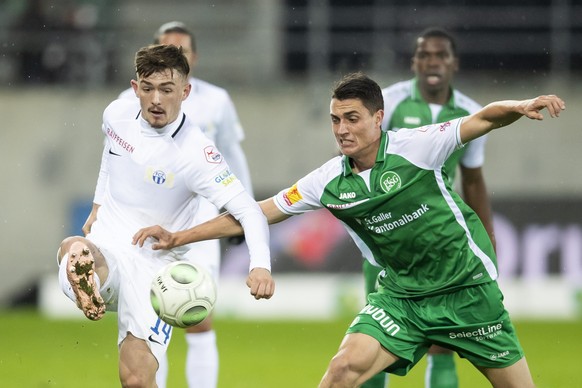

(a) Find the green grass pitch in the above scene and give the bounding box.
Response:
[0,309,578,387]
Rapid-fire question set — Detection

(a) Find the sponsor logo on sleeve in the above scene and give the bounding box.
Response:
[204,146,223,164]
[439,121,451,132]
[282,184,303,206]
[214,169,236,187]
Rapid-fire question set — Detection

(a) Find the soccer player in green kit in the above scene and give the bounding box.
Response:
[363,27,495,388]
[133,73,565,387]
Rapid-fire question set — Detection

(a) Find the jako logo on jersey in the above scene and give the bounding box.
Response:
[283,184,303,206]
[339,192,356,200]
[204,146,223,164]
[379,171,401,193]
[145,167,175,188]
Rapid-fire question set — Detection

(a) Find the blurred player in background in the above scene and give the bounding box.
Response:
[362,27,496,388]
[58,44,273,387]
[133,72,565,387]
[117,21,254,388]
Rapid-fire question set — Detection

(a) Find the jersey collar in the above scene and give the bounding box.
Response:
[138,111,186,138]
[411,78,457,109]
[342,132,388,176]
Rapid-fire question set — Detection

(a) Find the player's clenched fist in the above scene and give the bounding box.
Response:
[246,268,275,300]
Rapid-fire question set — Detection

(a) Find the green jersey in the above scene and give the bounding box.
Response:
[382,78,484,183]
[274,118,496,298]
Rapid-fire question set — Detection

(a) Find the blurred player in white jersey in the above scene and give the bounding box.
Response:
[117,22,253,388]
[57,44,274,387]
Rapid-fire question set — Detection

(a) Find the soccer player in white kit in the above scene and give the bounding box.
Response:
[116,21,254,388]
[56,44,274,388]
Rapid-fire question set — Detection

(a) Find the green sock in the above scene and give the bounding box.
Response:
[426,353,458,388]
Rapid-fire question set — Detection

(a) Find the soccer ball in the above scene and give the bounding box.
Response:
[150,261,217,328]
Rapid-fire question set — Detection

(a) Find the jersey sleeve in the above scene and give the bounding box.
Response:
[460,134,487,168]
[184,142,246,210]
[212,93,254,195]
[273,157,341,215]
[388,118,463,170]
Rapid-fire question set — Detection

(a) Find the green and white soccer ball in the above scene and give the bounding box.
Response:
[150,261,217,328]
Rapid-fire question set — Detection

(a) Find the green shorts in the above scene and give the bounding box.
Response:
[346,281,524,376]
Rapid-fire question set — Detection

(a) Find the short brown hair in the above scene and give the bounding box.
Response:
[332,72,384,115]
[134,44,190,79]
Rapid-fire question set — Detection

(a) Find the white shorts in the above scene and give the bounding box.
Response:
[58,231,181,364]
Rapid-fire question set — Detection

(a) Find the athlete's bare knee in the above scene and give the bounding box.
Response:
[58,236,87,262]
[324,352,359,387]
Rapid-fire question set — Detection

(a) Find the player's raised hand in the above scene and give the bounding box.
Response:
[246,268,275,300]
[132,225,175,250]
[523,95,565,120]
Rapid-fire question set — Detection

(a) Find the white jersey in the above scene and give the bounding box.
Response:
[119,77,253,194]
[119,78,253,275]
[91,98,246,255]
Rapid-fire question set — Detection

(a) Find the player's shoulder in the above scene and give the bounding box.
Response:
[381,79,413,99]
[175,115,213,146]
[189,77,230,100]
[103,98,141,123]
[117,87,135,100]
[453,88,482,113]
[313,155,344,178]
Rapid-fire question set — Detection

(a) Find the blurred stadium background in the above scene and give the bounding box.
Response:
[1,0,581,386]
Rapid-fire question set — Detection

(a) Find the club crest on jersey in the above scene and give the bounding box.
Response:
[204,146,223,164]
[379,171,401,193]
[283,184,303,206]
[145,167,175,188]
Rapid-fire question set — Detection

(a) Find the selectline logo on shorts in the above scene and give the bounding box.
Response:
[449,323,503,341]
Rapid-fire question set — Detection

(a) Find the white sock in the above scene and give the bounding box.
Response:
[155,353,168,388]
[185,330,218,388]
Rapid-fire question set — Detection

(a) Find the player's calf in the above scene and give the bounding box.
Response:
[66,241,105,320]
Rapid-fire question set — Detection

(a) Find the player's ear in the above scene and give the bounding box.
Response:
[375,109,384,128]
[182,82,192,101]
[130,79,139,96]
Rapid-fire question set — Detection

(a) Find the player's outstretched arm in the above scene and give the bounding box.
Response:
[460,95,566,144]
[132,198,290,250]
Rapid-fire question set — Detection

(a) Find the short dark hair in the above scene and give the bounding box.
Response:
[153,21,197,53]
[414,27,457,57]
[134,44,190,79]
[332,72,384,115]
